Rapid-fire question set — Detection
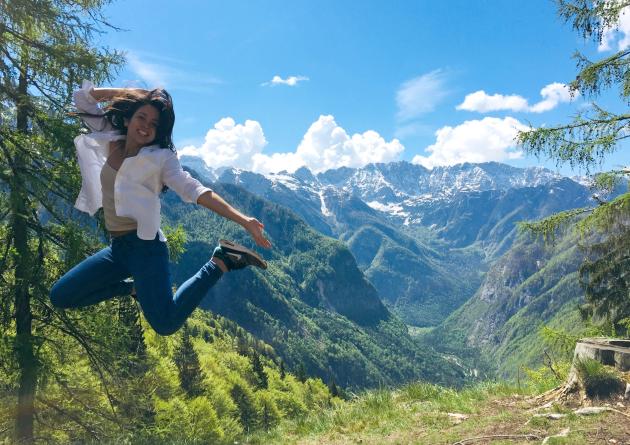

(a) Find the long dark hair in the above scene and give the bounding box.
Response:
[104,88,176,150]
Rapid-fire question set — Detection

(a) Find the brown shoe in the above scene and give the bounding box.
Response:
[212,239,267,270]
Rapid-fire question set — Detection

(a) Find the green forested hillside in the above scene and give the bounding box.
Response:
[347,224,485,327]
[1,305,335,444]
[161,180,465,389]
[424,233,590,378]
[208,167,593,329]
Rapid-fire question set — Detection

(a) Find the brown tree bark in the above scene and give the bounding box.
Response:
[13,57,37,445]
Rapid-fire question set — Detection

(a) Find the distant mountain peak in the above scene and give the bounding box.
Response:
[181,157,574,227]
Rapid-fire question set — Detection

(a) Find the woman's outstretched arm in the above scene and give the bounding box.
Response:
[197,190,272,249]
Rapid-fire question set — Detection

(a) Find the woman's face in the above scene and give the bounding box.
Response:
[125,104,160,147]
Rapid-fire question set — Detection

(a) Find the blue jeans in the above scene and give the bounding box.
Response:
[50,231,223,336]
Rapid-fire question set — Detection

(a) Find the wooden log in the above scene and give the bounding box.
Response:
[572,338,630,372]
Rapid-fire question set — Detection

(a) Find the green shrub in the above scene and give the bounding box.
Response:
[154,396,226,444]
[575,358,625,398]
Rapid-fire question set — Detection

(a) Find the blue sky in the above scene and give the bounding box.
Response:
[100,0,629,176]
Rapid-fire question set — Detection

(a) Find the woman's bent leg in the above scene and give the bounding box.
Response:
[128,238,223,336]
[50,246,133,308]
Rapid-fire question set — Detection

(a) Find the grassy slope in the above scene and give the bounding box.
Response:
[246,381,630,444]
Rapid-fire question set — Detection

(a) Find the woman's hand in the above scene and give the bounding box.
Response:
[244,217,272,249]
[195,191,272,249]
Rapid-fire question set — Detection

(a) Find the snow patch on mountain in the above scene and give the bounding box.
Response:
[319,190,332,216]
[366,201,409,219]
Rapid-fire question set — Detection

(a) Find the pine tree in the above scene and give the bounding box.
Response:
[114,299,155,429]
[236,329,249,356]
[257,392,280,430]
[296,363,307,383]
[328,378,340,398]
[251,351,268,389]
[518,0,630,333]
[173,324,204,398]
[230,382,258,432]
[0,1,122,442]
[279,360,286,380]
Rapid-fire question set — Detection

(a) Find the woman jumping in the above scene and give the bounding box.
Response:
[50,80,271,335]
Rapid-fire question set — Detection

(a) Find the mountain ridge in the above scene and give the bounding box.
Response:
[181,158,595,327]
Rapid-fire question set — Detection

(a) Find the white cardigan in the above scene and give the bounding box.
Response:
[73,80,211,241]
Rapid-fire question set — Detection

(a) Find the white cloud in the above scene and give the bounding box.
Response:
[457,82,576,113]
[412,117,528,169]
[180,115,404,174]
[262,75,309,87]
[396,70,450,121]
[600,5,630,51]
[528,82,575,112]
[179,118,268,170]
[456,91,529,113]
[294,116,404,173]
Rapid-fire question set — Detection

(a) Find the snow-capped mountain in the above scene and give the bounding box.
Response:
[183,159,571,229]
[316,161,562,203]
[180,158,595,327]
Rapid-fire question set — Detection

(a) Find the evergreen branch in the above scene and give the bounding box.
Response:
[590,170,629,193]
[556,0,630,43]
[48,371,119,423]
[31,293,120,421]
[0,229,14,283]
[36,396,101,441]
[570,48,630,99]
[0,46,67,110]
[517,111,630,171]
[518,207,593,244]
[577,191,630,233]
[24,220,67,250]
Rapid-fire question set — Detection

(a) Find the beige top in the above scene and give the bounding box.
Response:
[100,162,138,232]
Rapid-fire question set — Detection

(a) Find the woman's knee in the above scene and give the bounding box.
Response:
[49,280,71,308]
[145,315,181,336]
[152,323,180,336]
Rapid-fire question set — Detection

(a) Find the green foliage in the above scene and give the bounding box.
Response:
[592,170,626,194]
[578,193,630,332]
[230,381,259,432]
[154,396,225,445]
[517,0,630,335]
[1,0,124,442]
[295,362,306,383]
[173,324,205,398]
[250,351,268,390]
[517,207,590,243]
[162,224,187,263]
[540,326,582,357]
[618,317,630,337]
[523,362,572,394]
[256,391,281,431]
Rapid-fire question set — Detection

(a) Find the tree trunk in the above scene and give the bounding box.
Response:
[13,59,36,445]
